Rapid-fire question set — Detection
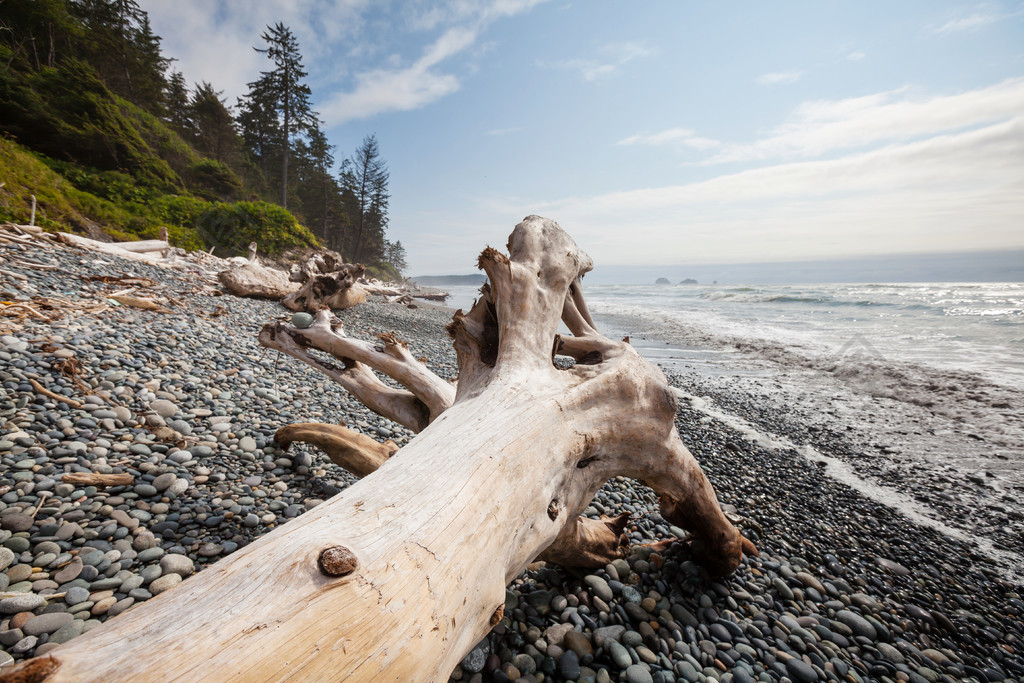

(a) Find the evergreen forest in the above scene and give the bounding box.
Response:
[0,1,406,278]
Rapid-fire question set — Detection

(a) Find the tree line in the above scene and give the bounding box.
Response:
[0,1,405,273]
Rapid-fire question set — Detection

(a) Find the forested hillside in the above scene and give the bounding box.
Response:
[0,0,405,277]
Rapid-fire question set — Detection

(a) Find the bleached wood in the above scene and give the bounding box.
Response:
[274,423,397,477]
[282,261,367,312]
[108,239,169,254]
[60,472,133,487]
[259,310,455,431]
[8,216,752,682]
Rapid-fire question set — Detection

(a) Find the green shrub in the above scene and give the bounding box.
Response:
[365,262,401,282]
[188,158,243,200]
[165,224,205,251]
[149,195,212,227]
[197,201,320,257]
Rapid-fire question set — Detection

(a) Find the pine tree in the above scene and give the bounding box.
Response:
[190,81,236,163]
[384,239,408,275]
[69,0,168,113]
[163,70,191,133]
[248,22,316,209]
[303,123,337,243]
[236,76,280,184]
[340,134,389,263]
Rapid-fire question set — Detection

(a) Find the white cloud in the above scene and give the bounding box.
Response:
[319,28,475,124]
[526,118,1024,264]
[538,41,655,82]
[846,51,867,61]
[142,0,547,122]
[485,127,523,136]
[617,127,720,150]
[405,0,551,31]
[756,70,804,85]
[929,3,1024,35]
[706,77,1024,163]
[141,0,372,102]
[933,11,1001,34]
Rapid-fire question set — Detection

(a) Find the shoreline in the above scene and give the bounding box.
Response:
[0,241,1022,680]
[589,307,1024,582]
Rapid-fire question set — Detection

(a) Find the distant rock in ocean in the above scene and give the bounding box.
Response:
[679,278,698,285]
[655,277,671,285]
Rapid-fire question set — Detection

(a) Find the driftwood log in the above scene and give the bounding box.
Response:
[282,252,366,312]
[218,262,299,299]
[4,216,754,681]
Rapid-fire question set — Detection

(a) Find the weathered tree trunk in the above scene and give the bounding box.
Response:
[5,216,753,682]
[282,256,366,312]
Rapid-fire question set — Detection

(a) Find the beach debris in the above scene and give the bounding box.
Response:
[0,297,109,325]
[218,262,298,299]
[60,472,135,488]
[28,378,83,408]
[217,244,299,301]
[281,252,366,312]
[107,293,172,313]
[85,274,159,287]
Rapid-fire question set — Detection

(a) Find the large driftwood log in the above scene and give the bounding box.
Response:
[282,254,367,312]
[7,216,753,682]
[218,262,299,299]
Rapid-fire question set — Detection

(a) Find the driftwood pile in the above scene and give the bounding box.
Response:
[1,224,437,314]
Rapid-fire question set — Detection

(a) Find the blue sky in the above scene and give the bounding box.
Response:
[141,1,1024,278]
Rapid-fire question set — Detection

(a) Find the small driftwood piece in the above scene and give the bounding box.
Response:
[0,268,29,281]
[8,216,754,682]
[60,473,134,487]
[108,239,168,254]
[275,423,398,477]
[28,379,82,408]
[108,294,172,313]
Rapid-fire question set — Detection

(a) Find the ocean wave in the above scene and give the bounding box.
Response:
[944,307,1023,317]
[700,291,832,304]
[586,298,1024,451]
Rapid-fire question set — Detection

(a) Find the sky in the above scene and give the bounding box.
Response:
[140,1,1024,280]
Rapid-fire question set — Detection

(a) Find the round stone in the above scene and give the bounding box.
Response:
[461,643,487,673]
[137,547,167,564]
[0,547,14,571]
[608,641,631,669]
[563,630,594,658]
[623,664,654,683]
[558,651,581,680]
[152,473,178,492]
[1,514,34,532]
[134,484,159,497]
[0,593,46,614]
[584,575,613,602]
[835,610,878,640]
[49,618,85,644]
[65,586,91,605]
[291,312,314,328]
[160,554,195,578]
[23,612,74,636]
[149,399,177,418]
[54,557,84,584]
[149,573,182,595]
[785,658,819,683]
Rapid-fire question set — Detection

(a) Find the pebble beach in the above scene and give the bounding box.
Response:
[0,238,1022,683]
